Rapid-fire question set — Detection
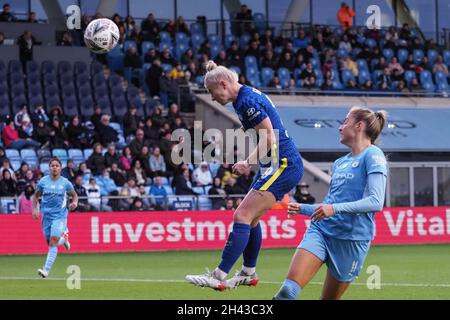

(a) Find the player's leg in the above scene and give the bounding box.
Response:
[320,238,371,300]
[273,249,323,300]
[185,189,275,290]
[320,270,351,300]
[39,219,67,277]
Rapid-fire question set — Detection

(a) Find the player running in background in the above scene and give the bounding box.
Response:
[273,106,388,300]
[32,158,78,278]
[186,61,304,290]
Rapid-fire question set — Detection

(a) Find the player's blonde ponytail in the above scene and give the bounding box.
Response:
[350,106,388,144]
[204,60,238,88]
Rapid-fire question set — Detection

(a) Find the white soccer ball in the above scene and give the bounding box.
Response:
[84,18,120,54]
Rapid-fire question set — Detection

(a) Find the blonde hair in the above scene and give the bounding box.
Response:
[204,60,238,88]
[349,106,387,144]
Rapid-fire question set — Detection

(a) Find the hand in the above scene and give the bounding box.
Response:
[232,160,249,175]
[287,202,301,218]
[311,205,335,222]
[32,209,40,221]
[69,201,78,211]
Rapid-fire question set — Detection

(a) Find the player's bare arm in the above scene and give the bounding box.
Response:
[68,190,79,211]
[31,190,42,220]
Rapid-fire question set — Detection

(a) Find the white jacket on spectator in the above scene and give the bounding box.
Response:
[84,180,101,210]
[192,162,213,186]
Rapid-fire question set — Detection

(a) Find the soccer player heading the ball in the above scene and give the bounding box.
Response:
[185,61,304,290]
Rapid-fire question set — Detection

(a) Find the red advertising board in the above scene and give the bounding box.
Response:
[1,207,450,255]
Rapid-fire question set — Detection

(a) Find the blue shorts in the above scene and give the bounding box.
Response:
[41,217,68,241]
[251,156,303,201]
[298,225,371,282]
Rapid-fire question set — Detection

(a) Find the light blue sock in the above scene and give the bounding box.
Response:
[44,246,58,273]
[273,278,301,300]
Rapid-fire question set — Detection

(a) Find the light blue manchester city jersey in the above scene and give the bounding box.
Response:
[36,176,74,220]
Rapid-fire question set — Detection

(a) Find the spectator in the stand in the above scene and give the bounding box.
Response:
[104,143,121,168]
[151,105,166,130]
[128,159,150,186]
[339,34,352,52]
[300,63,316,89]
[245,40,261,61]
[176,16,190,35]
[298,45,314,63]
[361,79,373,90]
[374,56,388,72]
[208,177,226,209]
[0,3,17,22]
[73,174,91,212]
[192,162,213,187]
[268,75,282,91]
[294,54,306,71]
[14,104,31,127]
[17,30,40,71]
[0,158,16,181]
[214,50,228,67]
[235,4,253,36]
[144,47,159,64]
[0,32,5,45]
[167,103,180,124]
[337,2,355,30]
[18,185,34,214]
[163,19,177,38]
[399,23,411,43]
[409,77,421,91]
[383,36,397,53]
[403,54,417,73]
[397,80,408,93]
[277,51,295,72]
[127,25,144,48]
[119,177,140,210]
[130,197,146,211]
[170,62,185,80]
[340,56,358,77]
[31,104,49,126]
[124,15,136,36]
[261,28,274,46]
[87,143,106,176]
[109,162,126,187]
[120,146,133,171]
[61,160,77,183]
[143,117,159,146]
[181,48,197,66]
[146,58,163,98]
[160,47,177,66]
[18,119,35,142]
[129,128,148,157]
[124,46,142,87]
[17,169,36,194]
[388,57,404,81]
[135,145,152,176]
[90,106,103,129]
[58,32,73,46]
[66,115,87,149]
[50,117,69,145]
[378,67,392,90]
[174,168,197,195]
[260,50,277,70]
[84,178,101,211]
[33,119,51,146]
[321,78,334,90]
[159,70,179,105]
[236,167,254,194]
[293,29,310,49]
[141,13,160,42]
[311,32,326,54]
[417,56,432,73]
[226,41,242,62]
[224,198,236,210]
[149,175,168,210]
[97,168,118,197]
[433,56,449,76]
[77,162,92,184]
[149,146,167,177]
[224,177,242,196]
[0,170,17,196]
[1,117,41,149]
[123,105,140,138]
[95,114,119,147]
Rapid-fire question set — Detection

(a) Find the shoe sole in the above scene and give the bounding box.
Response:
[37,270,47,278]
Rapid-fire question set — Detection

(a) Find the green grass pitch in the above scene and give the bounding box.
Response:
[1,244,449,299]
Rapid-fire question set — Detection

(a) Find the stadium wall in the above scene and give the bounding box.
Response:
[1,208,450,255]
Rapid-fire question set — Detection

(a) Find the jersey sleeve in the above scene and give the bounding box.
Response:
[365,147,387,176]
[242,96,269,128]
[65,179,74,193]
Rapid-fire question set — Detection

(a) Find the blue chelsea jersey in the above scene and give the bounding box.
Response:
[36,176,74,220]
[232,85,299,161]
[313,145,388,241]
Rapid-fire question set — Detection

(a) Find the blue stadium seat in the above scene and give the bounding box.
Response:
[159,31,172,44]
[413,49,424,64]
[59,73,74,88]
[44,83,59,99]
[141,41,155,55]
[68,149,84,166]
[189,22,204,35]
[26,61,39,74]
[40,162,50,175]
[5,149,21,162]
[245,55,258,69]
[336,48,349,59]
[29,96,44,110]
[191,33,205,52]
[83,149,93,160]
[107,46,124,72]
[427,49,438,66]
[43,72,57,87]
[97,98,112,115]
[260,67,275,87]
[46,95,61,110]
[175,32,189,45]
[252,12,266,32]
[175,42,189,60]
[57,61,72,76]
[404,70,416,85]
[21,149,38,168]
[11,95,27,114]
[112,97,128,117]
[41,60,55,75]
[356,59,369,72]
[9,72,23,87]
[443,50,450,66]
[382,48,394,62]
[365,38,377,49]
[420,70,433,84]
[37,149,51,162]
[62,84,76,98]
[63,96,79,117]
[74,61,88,75]
[77,84,92,100]
[224,34,236,49]
[8,60,22,74]
[90,60,104,76]
[397,49,409,65]
[108,73,122,89]
[123,40,137,52]
[239,33,251,49]
[207,34,220,45]
[277,68,290,87]
[92,73,107,89]
[358,70,371,86]
[0,82,8,97]
[26,72,40,87]
[10,160,21,171]
[198,196,212,210]
[372,70,383,84]
[79,97,95,118]
[342,69,355,85]
[422,81,435,92]
[110,85,125,100]
[210,44,221,59]
[159,42,174,55]
[437,81,449,92]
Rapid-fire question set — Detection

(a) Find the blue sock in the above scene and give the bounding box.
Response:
[243,224,262,269]
[44,246,58,273]
[273,278,301,300]
[218,223,251,274]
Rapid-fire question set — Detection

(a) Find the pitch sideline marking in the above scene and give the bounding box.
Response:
[0,276,450,288]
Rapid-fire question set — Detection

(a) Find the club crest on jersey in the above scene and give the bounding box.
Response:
[247,107,256,117]
[352,161,360,168]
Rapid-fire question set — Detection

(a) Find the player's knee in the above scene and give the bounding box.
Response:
[49,236,59,247]
[233,208,253,224]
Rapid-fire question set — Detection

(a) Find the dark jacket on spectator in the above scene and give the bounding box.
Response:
[173,175,197,195]
[95,124,119,147]
[87,152,106,176]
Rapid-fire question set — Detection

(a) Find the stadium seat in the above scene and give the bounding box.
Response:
[161,63,173,73]
[358,70,371,86]
[90,60,104,76]
[210,44,221,59]
[420,70,433,84]
[83,149,93,160]
[356,59,369,73]
[97,98,112,115]
[123,40,137,52]
[175,32,189,45]
[364,38,377,49]
[26,72,40,87]
[63,96,79,117]
[427,49,438,66]
[239,33,251,49]
[382,48,394,62]
[40,162,50,175]
[79,97,95,118]
[29,96,44,110]
[141,41,155,55]
[46,95,61,110]
[189,22,204,35]
[8,60,22,74]
[229,66,241,76]
[260,67,275,87]
[62,84,76,98]
[5,149,21,162]
[92,73,107,89]
[437,81,449,92]
[342,70,356,86]
[111,85,125,100]
[198,196,212,210]
[41,60,55,75]
[175,42,189,60]
[10,160,21,171]
[57,61,72,76]
[443,50,450,66]
[397,49,409,65]
[245,55,258,69]
[224,34,236,49]
[207,34,220,46]
[9,72,23,87]
[74,61,88,75]
[43,72,57,87]
[277,68,290,88]
[404,70,416,85]
[252,12,266,32]
[112,97,128,117]
[21,149,38,168]
[159,31,172,44]
[37,149,52,162]
[77,84,92,100]
[11,96,27,114]
[191,35,204,53]
[26,61,39,74]
[336,48,349,59]
[60,73,74,87]
[413,49,424,64]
